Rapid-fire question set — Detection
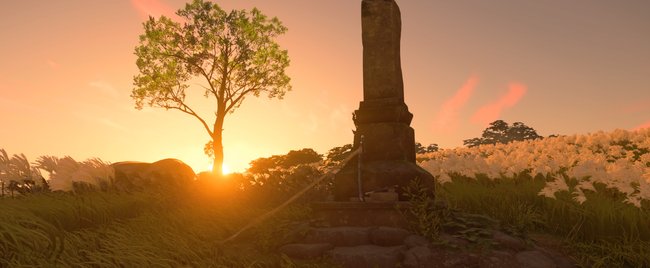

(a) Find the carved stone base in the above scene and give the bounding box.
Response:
[353,123,416,162]
[333,160,435,201]
[311,201,413,228]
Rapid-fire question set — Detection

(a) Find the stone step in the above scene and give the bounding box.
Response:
[303,226,371,246]
[326,245,407,268]
[303,226,413,247]
[278,224,579,268]
[278,243,334,260]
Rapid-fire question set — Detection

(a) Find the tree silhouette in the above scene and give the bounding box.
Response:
[325,144,353,165]
[132,0,291,175]
[248,148,322,174]
[464,120,542,147]
[415,142,439,154]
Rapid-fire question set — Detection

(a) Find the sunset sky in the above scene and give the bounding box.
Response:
[1,0,649,173]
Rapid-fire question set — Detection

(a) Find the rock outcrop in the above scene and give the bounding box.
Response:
[111,158,195,192]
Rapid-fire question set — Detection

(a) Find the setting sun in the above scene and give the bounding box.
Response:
[207,163,231,175]
[222,164,231,175]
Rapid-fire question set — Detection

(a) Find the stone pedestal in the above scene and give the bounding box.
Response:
[334,158,434,201]
[311,201,413,228]
[332,0,435,201]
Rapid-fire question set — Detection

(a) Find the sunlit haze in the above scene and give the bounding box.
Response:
[1,0,649,173]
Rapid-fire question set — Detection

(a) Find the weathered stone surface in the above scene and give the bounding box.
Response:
[304,227,371,247]
[278,243,333,259]
[331,0,435,201]
[354,99,412,124]
[334,160,435,201]
[403,234,429,249]
[311,201,412,227]
[367,191,399,202]
[492,230,528,251]
[112,158,195,191]
[353,123,416,162]
[370,226,411,246]
[327,245,406,268]
[533,246,578,268]
[403,246,432,268]
[361,0,403,100]
[516,250,556,268]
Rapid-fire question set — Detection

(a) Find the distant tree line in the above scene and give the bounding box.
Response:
[463,120,544,147]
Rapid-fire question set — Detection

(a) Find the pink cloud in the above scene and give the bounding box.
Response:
[620,98,650,114]
[633,120,650,131]
[432,75,478,133]
[470,82,527,126]
[131,0,180,21]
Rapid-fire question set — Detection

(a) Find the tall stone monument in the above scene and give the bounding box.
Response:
[333,0,435,201]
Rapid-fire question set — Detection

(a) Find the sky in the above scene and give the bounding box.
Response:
[1,0,649,173]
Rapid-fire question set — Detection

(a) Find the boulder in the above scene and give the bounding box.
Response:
[403,246,433,268]
[111,158,195,191]
[403,234,429,249]
[492,230,528,251]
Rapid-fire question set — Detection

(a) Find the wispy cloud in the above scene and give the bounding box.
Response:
[99,118,128,131]
[433,75,478,133]
[328,104,351,128]
[0,96,40,113]
[47,60,60,70]
[634,120,650,131]
[281,102,300,119]
[131,0,180,21]
[303,112,319,133]
[77,113,128,132]
[470,82,527,125]
[88,81,119,98]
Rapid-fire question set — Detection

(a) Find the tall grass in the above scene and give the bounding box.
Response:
[436,172,650,267]
[0,184,336,267]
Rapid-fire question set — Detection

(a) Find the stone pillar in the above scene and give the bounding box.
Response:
[333,0,434,201]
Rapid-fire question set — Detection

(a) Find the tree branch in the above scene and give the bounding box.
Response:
[165,92,214,137]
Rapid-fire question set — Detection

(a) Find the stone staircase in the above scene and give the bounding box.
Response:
[279,226,423,268]
[278,224,578,268]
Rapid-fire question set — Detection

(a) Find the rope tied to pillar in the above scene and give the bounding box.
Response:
[218,146,363,245]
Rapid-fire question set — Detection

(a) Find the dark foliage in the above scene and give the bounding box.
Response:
[463,120,543,147]
[415,142,439,154]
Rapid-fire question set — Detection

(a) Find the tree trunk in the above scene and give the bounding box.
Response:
[212,112,226,176]
[212,136,224,175]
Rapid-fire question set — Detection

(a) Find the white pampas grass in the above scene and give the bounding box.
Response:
[48,157,114,192]
[420,128,650,207]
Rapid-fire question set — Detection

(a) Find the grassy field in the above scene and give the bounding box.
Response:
[0,181,339,267]
[0,176,650,267]
[1,171,649,267]
[436,172,650,268]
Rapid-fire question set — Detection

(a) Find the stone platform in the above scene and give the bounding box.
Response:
[311,201,413,228]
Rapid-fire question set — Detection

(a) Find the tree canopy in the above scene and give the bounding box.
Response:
[463,120,543,147]
[247,148,322,175]
[415,142,439,154]
[132,0,291,174]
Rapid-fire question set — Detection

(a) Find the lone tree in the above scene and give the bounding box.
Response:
[132,0,291,175]
[463,120,542,147]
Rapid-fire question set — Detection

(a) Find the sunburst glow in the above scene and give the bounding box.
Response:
[206,163,231,175]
